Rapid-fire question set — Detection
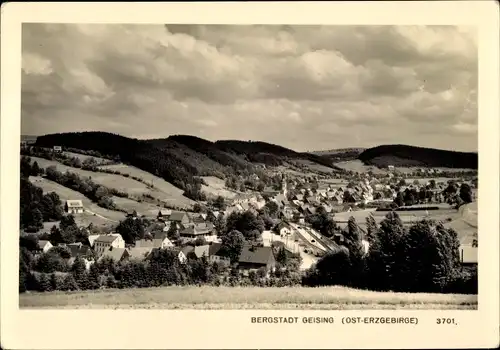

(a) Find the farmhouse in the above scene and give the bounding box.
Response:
[168,211,191,226]
[37,240,53,253]
[208,243,231,265]
[94,234,125,256]
[157,209,172,221]
[238,245,276,273]
[66,242,92,258]
[179,222,214,239]
[53,145,62,153]
[127,247,153,261]
[194,245,210,259]
[87,234,100,248]
[190,213,207,223]
[274,221,292,237]
[98,247,129,262]
[460,245,478,268]
[135,236,173,249]
[65,199,84,214]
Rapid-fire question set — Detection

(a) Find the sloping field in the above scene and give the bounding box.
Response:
[99,164,189,198]
[111,196,161,217]
[200,176,239,199]
[334,208,463,230]
[29,176,125,222]
[30,157,193,209]
[62,151,111,165]
[293,159,335,174]
[334,160,387,174]
[19,286,477,310]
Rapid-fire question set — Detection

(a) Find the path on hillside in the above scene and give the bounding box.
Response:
[84,209,120,223]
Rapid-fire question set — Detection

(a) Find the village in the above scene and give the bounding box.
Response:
[26,146,478,280]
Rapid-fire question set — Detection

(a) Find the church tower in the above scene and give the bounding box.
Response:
[282,174,288,198]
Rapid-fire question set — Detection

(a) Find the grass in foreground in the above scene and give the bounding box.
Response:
[19,286,478,310]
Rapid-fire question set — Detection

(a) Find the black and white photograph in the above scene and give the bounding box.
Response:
[1,2,499,349]
[18,22,480,309]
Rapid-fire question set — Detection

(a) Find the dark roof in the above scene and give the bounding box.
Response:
[194,245,210,258]
[238,245,275,266]
[38,240,51,249]
[127,247,153,260]
[67,243,91,257]
[99,248,128,261]
[181,246,195,256]
[169,211,188,222]
[209,242,223,256]
[95,235,119,243]
[153,231,168,240]
[135,238,166,248]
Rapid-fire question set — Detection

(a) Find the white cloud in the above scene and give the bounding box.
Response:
[22,24,477,152]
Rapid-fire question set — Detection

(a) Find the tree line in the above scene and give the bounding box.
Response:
[303,212,477,294]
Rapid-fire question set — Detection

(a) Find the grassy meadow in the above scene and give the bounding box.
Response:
[200,176,240,199]
[29,176,126,221]
[30,157,194,209]
[19,286,478,310]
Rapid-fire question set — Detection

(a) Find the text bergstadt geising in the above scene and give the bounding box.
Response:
[250,316,419,324]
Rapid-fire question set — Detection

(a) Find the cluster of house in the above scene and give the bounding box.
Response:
[35,208,283,275]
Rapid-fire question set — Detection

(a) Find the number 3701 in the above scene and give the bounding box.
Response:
[436,318,457,325]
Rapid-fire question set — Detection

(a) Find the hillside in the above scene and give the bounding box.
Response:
[312,148,366,162]
[34,132,340,191]
[358,145,478,169]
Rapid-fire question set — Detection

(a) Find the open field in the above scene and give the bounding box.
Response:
[62,151,111,165]
[200,176,239,199]
[111,196,162,217]
[29,176,126,222]
[293,159,335,174]
[333,202,476,244]
[30,157,193,209]
[98,164,193,205]
[334,160,387,174]
[396,167,477,174]
[19,286,477,309]
[405,177,461,184]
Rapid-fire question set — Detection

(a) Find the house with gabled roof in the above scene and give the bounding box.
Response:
[179,222,214,239]
[157,209,172,221]
[65,199,84,214]
[168,211,191,226]
[460,245,478,267]
[194,245,210,259]
[207,210,220,223]
[273,221,292,237]
[87,235,100,248]
[180,246,195,261]
[67,242,92,258]
[135,236,173,249]
[37,240,53,253]
[127,247,153,261]
[238,245,276,274]
[94,234,125,256]
[98,247,129,262]
[207,242,231,265]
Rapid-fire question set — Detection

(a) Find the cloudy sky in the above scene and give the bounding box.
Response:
[21,24,477,152]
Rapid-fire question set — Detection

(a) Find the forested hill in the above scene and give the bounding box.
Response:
[34,132,338,192]
[358,144,478,169]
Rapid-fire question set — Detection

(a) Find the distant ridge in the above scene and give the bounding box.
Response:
[358,144,478,169]
[33,131,340,196]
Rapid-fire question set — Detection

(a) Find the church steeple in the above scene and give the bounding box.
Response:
[282,173,287,198]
